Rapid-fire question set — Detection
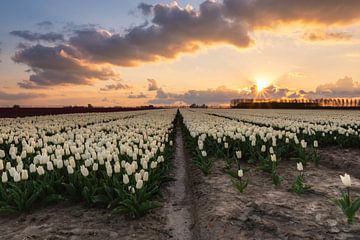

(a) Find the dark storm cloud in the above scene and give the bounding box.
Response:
[10,30,64,42]
[147,78,159,91]
[0,91,46,101]
[100,82,131,91]
[128,92,148,99]
[13,44,119,88]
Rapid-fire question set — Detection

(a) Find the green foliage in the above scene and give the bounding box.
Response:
[292,173,311,194]
[335,189,360,224]
[194,155,213,176]
[231,177,248,193]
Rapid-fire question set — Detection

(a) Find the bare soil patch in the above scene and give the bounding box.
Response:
[189,150,360,240]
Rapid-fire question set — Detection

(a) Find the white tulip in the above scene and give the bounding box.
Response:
[340,173,351,187]
[80,165,89,177]
[29,163,36,173]
[13,172,21,182]
[123,174,129,185]
[0,160,3,171]
[92,163,98,171]
[143,171,149,181]
[47,161,54,171]
[238,169,244,178]
[2,172,8,183]
[201,151,207,157]
[21,170,29,180]
[271,154,277,162]
[313,140,318,148]
[296,162,303,172]
[0,150,5,158]
[136,179,144,189]
[67,165,74,174]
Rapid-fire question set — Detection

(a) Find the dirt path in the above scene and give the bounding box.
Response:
[163,119,194,239]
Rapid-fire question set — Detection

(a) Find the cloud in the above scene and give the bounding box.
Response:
[10,30,64,42]
[138,3,153,15]
[68,1,252,66]
[128,92,148,99]
[100,82,131,91]
[302,30,353,42]
[223,0,360,28]
[149,86,242,105]
[13,44,119,88]
[147,78,159,91]
[149,84,297,105]
[0,91,46,101]
[37,21,54,29]
[11,1,360,89]
[305,76,360,98]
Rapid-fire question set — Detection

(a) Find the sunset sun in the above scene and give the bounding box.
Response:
[256,78,270,92]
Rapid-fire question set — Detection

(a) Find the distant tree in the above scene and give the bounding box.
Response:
[13,104,20,109]
[88,104,93,108]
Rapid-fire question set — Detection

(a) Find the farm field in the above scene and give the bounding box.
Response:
[0,109,360,240]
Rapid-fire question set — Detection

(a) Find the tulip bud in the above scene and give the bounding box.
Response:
[47,161,54,171]
[271,154,277,162]
[313,140,318,148]
[0,160,3,171]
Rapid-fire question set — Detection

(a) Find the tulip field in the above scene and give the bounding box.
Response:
[1,109,360,239]
[0,110,176,217]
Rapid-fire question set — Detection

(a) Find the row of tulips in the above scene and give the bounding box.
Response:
[201,109,360,149]
[0,109,177,218]
[180,109,359,224]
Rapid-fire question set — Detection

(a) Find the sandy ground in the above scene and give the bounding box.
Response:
[1,132,360,240]
[190,148,360,240]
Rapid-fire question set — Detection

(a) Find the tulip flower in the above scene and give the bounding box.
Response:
[297,162,303,172]
[2,172,8,183]
[340,173,351,188]
[123,174,129,185]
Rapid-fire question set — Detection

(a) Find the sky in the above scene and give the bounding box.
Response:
[0,0,360,106]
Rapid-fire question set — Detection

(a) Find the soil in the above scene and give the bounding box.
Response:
[1,125,360,240]
[189,149,360,240]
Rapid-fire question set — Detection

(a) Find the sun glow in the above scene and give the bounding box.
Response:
[256,77,270,92]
